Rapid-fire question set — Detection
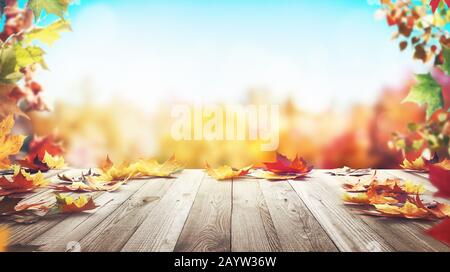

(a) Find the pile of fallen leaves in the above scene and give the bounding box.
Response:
[0,115,185,227]
[342,172,449,220]
[205,152,313,181]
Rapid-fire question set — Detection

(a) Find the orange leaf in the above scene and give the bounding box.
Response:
[263,152,313,175]
[0,168,49,196]
[205,163,251,181]
[55,194,98,214]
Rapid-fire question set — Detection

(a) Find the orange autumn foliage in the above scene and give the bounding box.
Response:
[0,168,49,196]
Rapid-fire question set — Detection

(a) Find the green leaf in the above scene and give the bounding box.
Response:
[403,73,444,119]
[28,0,71,19]
[24,20,72,46]
[439,46,450,75]
[14,45,48,70]
[0,47,23,84]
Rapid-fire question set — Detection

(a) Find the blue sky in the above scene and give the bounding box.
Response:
[36,0,424,112]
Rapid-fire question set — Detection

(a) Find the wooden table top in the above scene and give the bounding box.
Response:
[1,169,449,252]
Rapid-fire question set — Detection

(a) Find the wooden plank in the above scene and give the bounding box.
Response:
[289,171,394,252]
[313,170,449,252]
[259,180,338,252]
[4,169,105,246]
[29,179,148,251]
[121,170,204,252]
[231,179,282,252]
[174,176,232,252]
[74,177,175,252]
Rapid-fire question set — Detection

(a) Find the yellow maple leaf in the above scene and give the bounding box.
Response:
[24,20,72,46]
[342,192,370,205]
[403,180,426,194]
[0,115,25,169]
[95,155,184,182]
[400,157,427,171]
[374,201,429,218]
[250,170,303,181]
[43,151,67,169]
[55,194,97,213]
[133,155,184,178]
[205,163,252,181]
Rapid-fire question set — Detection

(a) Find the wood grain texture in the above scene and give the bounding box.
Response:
[121,170,204,252]
[174,176,232,252]
[77,177,175,252]
[3,169,448,252]
[29,179,147,251]
[316,170,449,252]
[231,179,282,252]
[289,171,394,252]
[259,180,338,252]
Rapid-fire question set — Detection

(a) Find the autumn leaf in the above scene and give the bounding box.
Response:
[205,163,252,181]
[42,152,66,169]
[250,169,305,181]
[96,155,184,182]
[17,155,50,172]
[403,74,444,119]
[400,157,428,171]
[14,45,48,71]
[263,152,313,175]
[343,175,424,195]
[51,180,123,193]
[0,47,23,84]
[0,227,9,252]
[24,20,72,46]
[427,218,450,246]
[429,159,450,198]
[26,135,64,162]
[370,201,429,219]
[28,0,71,19]
[342,192,370,205]
[0,115,25,169]
[132,155,184,178]
[0,196,49,216]
[361,194,449,220]
[55,194,97,214]
[0,167,49,196]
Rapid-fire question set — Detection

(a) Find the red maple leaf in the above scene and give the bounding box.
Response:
[430,0,450,13]
[263,153,313,175]
[26,135,63,162]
